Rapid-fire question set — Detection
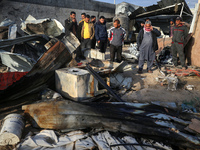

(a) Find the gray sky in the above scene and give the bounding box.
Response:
[96,0,198,8]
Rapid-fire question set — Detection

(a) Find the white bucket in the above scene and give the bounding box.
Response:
[0,114,25,145]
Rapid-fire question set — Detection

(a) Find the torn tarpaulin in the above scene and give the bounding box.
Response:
[21,15,65,37]
[0,18,15,27]
[0,34,49,72]
[0,50,35,72]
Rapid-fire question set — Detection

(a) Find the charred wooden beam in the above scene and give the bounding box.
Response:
[22,99,200,149]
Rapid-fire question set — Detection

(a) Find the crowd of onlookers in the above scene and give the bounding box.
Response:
[65,11,126,63]
[65,11,188,74]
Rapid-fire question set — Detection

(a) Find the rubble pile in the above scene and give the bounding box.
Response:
[0,1,200,149]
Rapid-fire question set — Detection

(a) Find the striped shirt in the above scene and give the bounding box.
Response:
[108,27,126,46]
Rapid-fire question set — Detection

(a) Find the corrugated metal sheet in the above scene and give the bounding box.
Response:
[0,33,80,102]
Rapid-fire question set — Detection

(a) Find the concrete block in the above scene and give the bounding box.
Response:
[55,67,99,101]
[84,49,106,60]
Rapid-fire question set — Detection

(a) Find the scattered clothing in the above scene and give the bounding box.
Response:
[137,28,161,71]
[171,24,188,67]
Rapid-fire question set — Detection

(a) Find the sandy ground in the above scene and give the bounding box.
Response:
[121,65,200,103]
[119,45,200,103]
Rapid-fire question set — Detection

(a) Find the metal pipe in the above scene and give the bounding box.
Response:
[86,64,124,102]
[180,2,185,17]
[136,3,182,18]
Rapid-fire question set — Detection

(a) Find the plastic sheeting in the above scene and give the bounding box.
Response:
[21,15,65,37]
[17,130,89,150]
[0,51,35,72]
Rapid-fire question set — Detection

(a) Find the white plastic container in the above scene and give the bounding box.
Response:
[0,114,25,145]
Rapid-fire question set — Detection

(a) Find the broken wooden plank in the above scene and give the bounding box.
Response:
[189,118,200,133]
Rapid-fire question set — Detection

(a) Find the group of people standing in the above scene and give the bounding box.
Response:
[137,16,188,74]
[65,11,126,63]
[65,11,188,73]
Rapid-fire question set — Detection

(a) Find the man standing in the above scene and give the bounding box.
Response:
[139,20,145,31]
[77,13,86,41]
[108,19,126,63]
[137,21,161,73]
[91,16,96,26]
[80,15,95,51]
[65,11,78,36]
[91,16,96,49]
[95,16,108,53]
[169,18,175,37]
[79,13,86,24]
[171,17,188,69]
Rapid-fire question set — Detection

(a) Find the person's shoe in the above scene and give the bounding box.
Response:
[137,70,143,74]
[148,70,153,73]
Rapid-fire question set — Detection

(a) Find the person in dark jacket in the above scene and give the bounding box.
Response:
[91,16,96,49]
[137,20,161,73]
[139,20,145,31]
[171,16,188,69]
[95,16,108,53]
[65,11,78,36]
[169,18,175,37]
